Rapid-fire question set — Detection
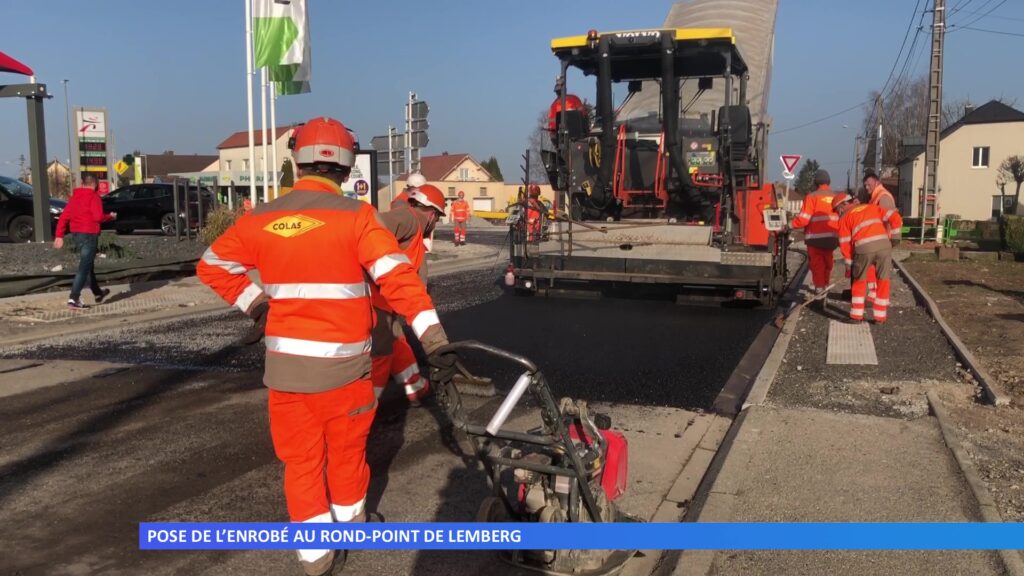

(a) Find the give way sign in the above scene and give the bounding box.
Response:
[780,154,801,179]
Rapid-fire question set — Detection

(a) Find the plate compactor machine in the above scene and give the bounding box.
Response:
[508,28,790,304]
[436,341,636,575]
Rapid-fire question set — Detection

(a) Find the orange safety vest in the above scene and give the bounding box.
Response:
[371,204,428,310]
[868,184,901,239]
[838,203,904,264]
[197,175,442,393]
[790,185,839,249]
[451,199,470,222]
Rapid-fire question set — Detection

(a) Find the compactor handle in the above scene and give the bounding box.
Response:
[435,340,538,373]
[485,371,532,436]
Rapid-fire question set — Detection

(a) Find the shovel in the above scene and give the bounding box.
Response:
[772,282,838,329]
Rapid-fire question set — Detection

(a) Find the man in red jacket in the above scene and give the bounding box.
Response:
[53,174,116,309]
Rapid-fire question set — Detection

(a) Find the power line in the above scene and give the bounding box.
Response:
[949,0,1007,31]
[947,0,977,18]
[772,100,872,135]
[878,0,924,98]
[954,25,1024,37]
[950,7,1024,22]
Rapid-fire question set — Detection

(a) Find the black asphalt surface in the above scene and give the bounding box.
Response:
[0,258,771,574]
[4,265,770,410]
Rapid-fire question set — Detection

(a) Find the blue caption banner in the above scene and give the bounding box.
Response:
[139,522,1024,551]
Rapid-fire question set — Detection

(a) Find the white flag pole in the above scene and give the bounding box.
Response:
[260,66,269,203]
[270,81,279,199]
[244,0,256,207]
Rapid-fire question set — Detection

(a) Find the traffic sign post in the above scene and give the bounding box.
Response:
[780,154,801,203]
[780,154,801,175]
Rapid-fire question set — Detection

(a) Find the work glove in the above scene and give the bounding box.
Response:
[427,349,459,385]
[240,297,269,346]
[843,260,852,279]
[891,238,902,248]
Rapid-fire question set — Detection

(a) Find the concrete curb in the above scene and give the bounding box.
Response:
[0,303,229,349]
[927,390,1024,576]
[894,259,1011,406]
[429,251,502,277]
[742,269,812,409]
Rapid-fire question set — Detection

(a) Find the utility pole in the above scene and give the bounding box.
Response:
[923,0,945,242]
[62,80,73,193]
[387,124,394,193]
[874,95,883,176]
[405,92,414,175]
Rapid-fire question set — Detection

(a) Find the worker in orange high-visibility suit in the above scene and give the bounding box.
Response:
[370,184,447,405]
[833,192,903,324]
[526,184,545,243]
[451,190,470,246]
[862,172,901,301]
[197,117,458,576]
[789,169,839,294]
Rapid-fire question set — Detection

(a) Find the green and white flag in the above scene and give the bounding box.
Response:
[254,0,311,94]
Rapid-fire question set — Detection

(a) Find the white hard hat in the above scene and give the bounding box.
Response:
[406,173,427,189]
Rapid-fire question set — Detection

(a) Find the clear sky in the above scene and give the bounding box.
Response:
[3,0,1023,186]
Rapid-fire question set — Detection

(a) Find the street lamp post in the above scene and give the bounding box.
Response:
[63,79,73,194]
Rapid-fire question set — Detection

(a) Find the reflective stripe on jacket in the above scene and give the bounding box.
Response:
[370,204,430,357]
[790,185,839,249]
[197,175,444,393]
[451,199,470,222]
[838,203,904,263]
[868,184,901,239]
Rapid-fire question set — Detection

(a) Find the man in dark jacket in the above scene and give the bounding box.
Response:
[53,175,116,309]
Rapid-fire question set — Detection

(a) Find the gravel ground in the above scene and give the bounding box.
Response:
[0,234,206,277]
[767,263,971,420]
[902,257,1024,523]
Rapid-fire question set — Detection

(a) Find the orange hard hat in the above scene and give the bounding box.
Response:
[547,94,585,131]
[457,190,465,199]
[831,192,854,212]
[528,184,541,197]
[409,184,447,214]
[290,117,355,168]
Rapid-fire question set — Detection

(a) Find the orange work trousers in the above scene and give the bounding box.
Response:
[807,246,835,290]
[268,380,377,524]
[371,335,428,401]
[453,221,467,243]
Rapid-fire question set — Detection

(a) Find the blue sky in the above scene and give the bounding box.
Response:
[3,0,1024,186]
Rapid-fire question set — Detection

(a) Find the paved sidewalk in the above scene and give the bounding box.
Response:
[0,277,226,347]
[673,406,1004,576]
[664,249,1013,576]
[0,246,501,348]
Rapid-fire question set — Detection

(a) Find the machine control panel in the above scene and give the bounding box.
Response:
[762,208,788,232]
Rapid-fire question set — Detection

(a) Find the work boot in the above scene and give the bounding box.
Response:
[300,550,346,576]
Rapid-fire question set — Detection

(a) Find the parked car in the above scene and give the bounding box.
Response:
[0,175,67,243]
[101,183,215,236]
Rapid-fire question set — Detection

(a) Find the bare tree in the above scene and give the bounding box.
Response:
[526,109,553,184]
[998,155,1024,214]
[861,75,1017,170]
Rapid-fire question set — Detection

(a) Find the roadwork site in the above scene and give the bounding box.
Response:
[1,230,1021,575]
[4,1,1024,575]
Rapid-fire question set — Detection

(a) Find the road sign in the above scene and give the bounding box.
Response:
[410,100,428,120]
[780,154,801,174]
[410,131,428,149]
[370,133,403,152]
[782,170,795,181]
[114,160,129,175]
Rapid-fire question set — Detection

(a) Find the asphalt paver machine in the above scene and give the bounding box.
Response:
[436,341,636,575]
[509,28,790,304]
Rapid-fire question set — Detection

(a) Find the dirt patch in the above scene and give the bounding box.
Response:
[903,258,1024,522]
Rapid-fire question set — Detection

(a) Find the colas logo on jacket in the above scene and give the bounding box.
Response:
[263,214,325,238]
